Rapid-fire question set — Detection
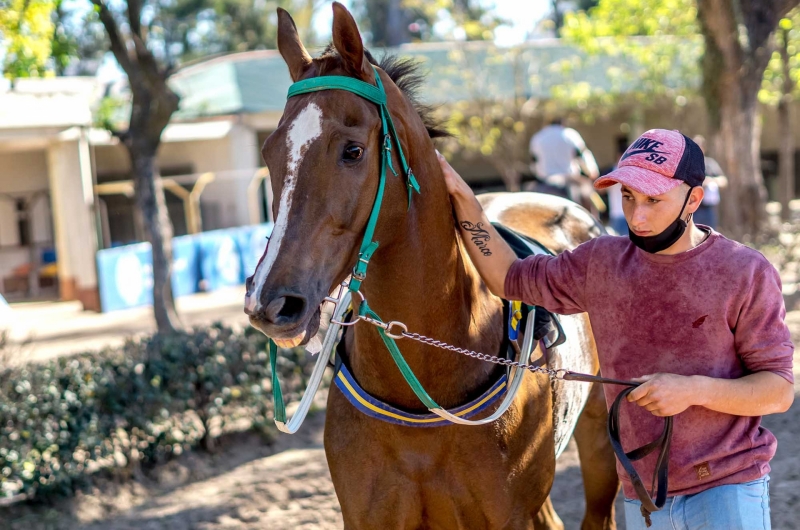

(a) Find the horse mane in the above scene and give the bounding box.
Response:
[317,44,450,139]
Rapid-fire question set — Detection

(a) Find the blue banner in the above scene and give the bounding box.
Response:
[96,223,273,312]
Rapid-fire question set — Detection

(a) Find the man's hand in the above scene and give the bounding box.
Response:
[437,150,473,199]
[627,374,700,417]
[627,371,794,418]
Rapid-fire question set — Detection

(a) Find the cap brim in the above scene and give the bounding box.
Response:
[594,166,683,196]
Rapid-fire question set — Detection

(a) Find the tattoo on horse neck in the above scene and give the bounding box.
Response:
[460,221,493,256]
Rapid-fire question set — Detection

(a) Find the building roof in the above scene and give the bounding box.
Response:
[0,77,100,130]
[169,38,699,121]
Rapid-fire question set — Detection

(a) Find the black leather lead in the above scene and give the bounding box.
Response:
[608,386,673,528]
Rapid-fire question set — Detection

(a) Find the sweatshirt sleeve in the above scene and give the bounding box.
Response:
[503,239,596,315]
[734,264,795,383]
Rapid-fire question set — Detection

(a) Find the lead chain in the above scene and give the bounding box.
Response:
[351,312,563,379]
[400,331,560,378]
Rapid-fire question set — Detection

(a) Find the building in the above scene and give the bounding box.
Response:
[1,40,799,309]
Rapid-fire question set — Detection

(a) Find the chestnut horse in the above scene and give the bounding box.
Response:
[245,4,619,529]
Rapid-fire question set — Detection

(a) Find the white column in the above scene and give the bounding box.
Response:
[227,121,261,226]
[46,129,100,310]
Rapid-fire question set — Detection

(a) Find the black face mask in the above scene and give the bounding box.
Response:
[628,188,693,254]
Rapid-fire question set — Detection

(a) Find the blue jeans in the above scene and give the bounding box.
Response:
[610,216,628,236]
[693,204,718,229]
[623,476,771,530]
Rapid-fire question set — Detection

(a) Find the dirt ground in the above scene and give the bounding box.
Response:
[3,307,799,529]
[4,396,799,530]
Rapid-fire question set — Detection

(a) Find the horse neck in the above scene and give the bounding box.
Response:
[349,135,504,411]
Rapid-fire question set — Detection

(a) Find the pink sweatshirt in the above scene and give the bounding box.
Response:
[505,231,795,498]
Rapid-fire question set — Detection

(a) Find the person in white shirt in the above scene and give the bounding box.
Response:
[529,119,600,210]
[607,183,627,235]
[692,135,727,229]
[605,141,628,235]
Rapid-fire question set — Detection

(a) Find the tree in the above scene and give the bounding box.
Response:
[697,0,800,238]
[760,10,800,221]
[0,0,56,78]
[91,0,182,334]
[64,0,317,334]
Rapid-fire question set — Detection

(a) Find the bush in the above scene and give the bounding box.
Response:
[0,324,313,502]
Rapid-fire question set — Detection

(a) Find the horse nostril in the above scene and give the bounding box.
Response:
[264,295,306,323]
[279,296,304,318]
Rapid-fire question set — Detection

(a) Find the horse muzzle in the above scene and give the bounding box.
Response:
[244,289,321,348]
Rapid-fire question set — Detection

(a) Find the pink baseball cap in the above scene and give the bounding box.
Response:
[594,129,705,196]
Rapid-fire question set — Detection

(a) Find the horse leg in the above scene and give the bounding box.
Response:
[533,495,564,530]
[573,380,620,530]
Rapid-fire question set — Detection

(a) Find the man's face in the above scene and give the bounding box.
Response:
[621,183,704,237]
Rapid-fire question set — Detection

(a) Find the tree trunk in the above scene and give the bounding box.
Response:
[124,85,181,335]
[778,27,795,222]
[552,0,564,32]
[128,146,180,334]
[697,0,800,239]
[92,0,181,334]
[363,0,411,46]
[715,89,765,239]
[497,165,522,192]
[385,0,411,46]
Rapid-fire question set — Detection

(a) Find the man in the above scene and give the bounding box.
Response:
[438,129,794,529]
[529,119,600,210]
[691,135,727,230]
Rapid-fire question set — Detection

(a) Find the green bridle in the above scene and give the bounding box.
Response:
[268,65,446,425]
[267,66,538,433]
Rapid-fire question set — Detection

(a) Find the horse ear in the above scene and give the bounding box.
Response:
[331,2,372,81]
[277,7,312,82]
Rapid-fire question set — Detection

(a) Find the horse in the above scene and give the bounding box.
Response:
[244,3,620,528]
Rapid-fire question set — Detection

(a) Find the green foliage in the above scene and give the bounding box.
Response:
[93,96,128,132]
[562,0,698,43]
[552,0,702,119]
[760,9,800,106]
[0,324,314,502]
[0,0,56,78]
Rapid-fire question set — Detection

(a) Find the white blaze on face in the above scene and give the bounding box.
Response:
[246,102,323,313]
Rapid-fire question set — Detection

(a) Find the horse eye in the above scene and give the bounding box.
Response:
[343,145,364,161]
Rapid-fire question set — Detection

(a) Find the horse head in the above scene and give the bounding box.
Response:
[244,3,437,347]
